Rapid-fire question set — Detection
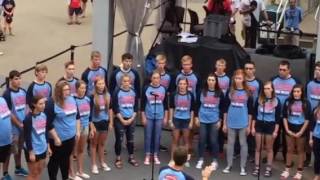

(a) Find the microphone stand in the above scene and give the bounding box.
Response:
[257,99,266,180]
[145,92,158,180]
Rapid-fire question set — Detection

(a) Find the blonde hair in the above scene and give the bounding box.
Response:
[90,51,101,59]
[35,64,48,75]
[216,58,226,65]
[156,54,167,62]
[181,55,192,63]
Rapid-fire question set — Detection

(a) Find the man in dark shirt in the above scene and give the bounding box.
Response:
[159,146,213,180]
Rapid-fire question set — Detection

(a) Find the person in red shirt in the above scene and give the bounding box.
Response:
[205,0,232,15]
[67,0,81,25]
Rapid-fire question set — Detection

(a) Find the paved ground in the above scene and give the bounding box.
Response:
[0,0,317,179]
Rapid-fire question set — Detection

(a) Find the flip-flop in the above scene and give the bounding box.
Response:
[128,157,139,167]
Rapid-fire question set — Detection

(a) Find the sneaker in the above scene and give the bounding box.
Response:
[68,175,83,180]
[159,145,168,152]
[222,166,231,174]
[144,156,150,165]
[280,170,290,179]
[91,165,99,174]
[184,161,190,168]
[101,163,111,171]
[2,174,12,180]
[211,161,218,171]
[76,172,90,179]
[0,52,3,56]
[240,168,247,176]
[196,160,204,169]
[14,168,28,176]
[168,160,174,166]
[154,156,161,165]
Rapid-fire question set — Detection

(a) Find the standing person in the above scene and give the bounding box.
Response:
[81,51,108,96]
[229,0,240,34]
[58,61,78,96]
[141,71,168,165]
[72,80,92,179]
[155,54,173,152]
[80,0,87,18]
[310,104,320,180]
[2,0,15,36]
[214,58,230,157]
[175,55,200,158]
[23,96,48,180]
[112,74,139,169]
[45,81,80,180]
[26,64,52,105]
[251,81,281,177]
[155,54,173,93]
[240,0,269,48]
[306,62,320,166]
[0,96,13,180]
[284,0,303,46]
[90,77,113,174]
[195,73,225,170]
[222,69,253,176]
[280,84,310,180]
[67,0,81,25]
[2,70,28,179]
[109,53,141,98]
[272,60,299,162]
[169,77,195,167]
[244,61,262,162]
[205,0,232,15]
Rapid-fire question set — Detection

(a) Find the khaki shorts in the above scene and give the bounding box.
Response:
[11,133,24,154]
[80,126,89,136]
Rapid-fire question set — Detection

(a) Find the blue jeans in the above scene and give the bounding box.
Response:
[198,122,219,160]
[144,119,163,155]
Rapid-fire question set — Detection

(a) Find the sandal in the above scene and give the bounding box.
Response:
[264,166,272,177]
[128,157,139,167]
[293,172,302,180]
[114,159,123,169]
[252,165,259,176]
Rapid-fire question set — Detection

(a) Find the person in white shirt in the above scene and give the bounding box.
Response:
[240,0,269,48]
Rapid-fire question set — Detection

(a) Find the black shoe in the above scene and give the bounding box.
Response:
[304,160,311,167]
[160,145,168,152]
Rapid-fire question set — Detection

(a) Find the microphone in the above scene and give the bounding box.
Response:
[150,91,159,97]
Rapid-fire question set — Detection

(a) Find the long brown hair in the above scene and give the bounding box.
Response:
[287,84,307,116]
[54,80,69,107]
[93,77,110,116]
[258,81,276,105]
[230,69,250,96]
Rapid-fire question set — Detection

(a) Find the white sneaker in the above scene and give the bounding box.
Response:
[0,52,3,55]
[184,161,190,167]
[68,175,83,180]
[240,168,247,176]
[222,166,231,174]
[101,162,111,171]
[211,161,218,171]
[91,165,99,174]
[76,172,90,179]
[168,160,174,166]
[195,160,204,169]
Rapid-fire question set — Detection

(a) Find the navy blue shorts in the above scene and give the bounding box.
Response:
[69,7,82,16]
[93,120,109,132]
[0,144,11,163]
[173,118,190,130]
[255,120,276,135]
[24,149,47,162]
